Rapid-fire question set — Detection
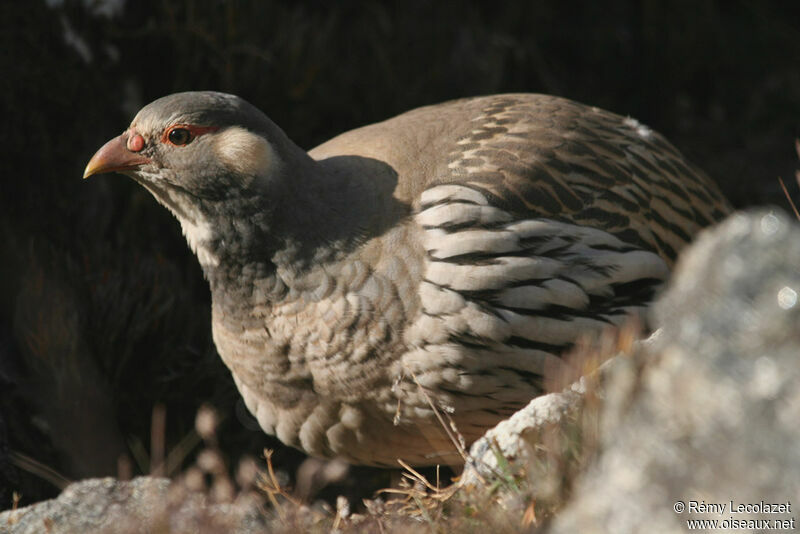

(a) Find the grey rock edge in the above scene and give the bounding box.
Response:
[0,476,265,534]
[461,369,594,487]
[3,208,799,533]
[551,208,800,532]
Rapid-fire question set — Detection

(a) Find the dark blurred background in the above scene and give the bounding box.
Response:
[1,0,798,508]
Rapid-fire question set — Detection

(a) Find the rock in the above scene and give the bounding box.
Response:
[461,325,655,489]
[550,209,800,533]
[461,381,586,487]
[0,477,265,534]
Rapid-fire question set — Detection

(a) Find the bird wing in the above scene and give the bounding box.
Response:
[310,94,730,414]
[422,95,730,261]
[312,94,729,264]
[422,97,729,409]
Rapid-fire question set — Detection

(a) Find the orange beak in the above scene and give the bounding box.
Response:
[83,133,151,179]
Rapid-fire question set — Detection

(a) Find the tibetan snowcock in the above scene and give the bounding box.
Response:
[85,92,730,466]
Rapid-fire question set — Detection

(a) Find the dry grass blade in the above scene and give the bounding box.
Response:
[378,459,460,522]
[396,459,441,493]
[789,139,800,221]
[778,177,800,221]
[127,436,150,475]
[522,499,537,528]
[256,448,301,521]
[9,451,71,490]
[163,430,202,476]
[407,370,470,466]
[149,403,166,477]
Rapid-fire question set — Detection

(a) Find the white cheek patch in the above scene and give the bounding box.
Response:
[212,126,278,182]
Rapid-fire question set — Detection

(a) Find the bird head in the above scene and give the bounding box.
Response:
[84,91,292,202]
[84,91,310,266]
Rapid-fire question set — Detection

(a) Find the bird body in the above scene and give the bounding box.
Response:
[85,92,730,466]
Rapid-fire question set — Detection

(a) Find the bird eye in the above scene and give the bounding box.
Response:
[167,127,192,146]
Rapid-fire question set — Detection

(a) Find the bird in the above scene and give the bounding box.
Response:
[84,92,731,467]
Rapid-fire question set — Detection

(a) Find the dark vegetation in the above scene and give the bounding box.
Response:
[0,0,798,510]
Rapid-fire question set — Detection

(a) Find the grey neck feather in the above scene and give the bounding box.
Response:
[191,148,409,315]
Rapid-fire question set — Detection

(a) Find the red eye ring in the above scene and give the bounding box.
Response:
[161,124,220,146]
[167,127,192,146]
